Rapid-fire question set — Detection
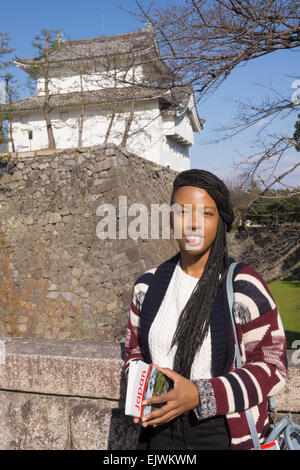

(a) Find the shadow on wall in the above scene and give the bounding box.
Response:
[107,342,139,450]
[0,158,16,193]
[228,228,300,283]
[285,331,300,349]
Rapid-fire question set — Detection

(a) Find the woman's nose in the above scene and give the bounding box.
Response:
[186,209,202,231]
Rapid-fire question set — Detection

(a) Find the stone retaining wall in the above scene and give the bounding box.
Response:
[0,145,178,342]
[0,338,299,450]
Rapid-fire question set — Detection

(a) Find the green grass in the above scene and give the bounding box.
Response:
[268,280,300,348]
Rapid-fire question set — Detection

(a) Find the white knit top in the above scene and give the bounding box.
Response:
[148,259,212,380]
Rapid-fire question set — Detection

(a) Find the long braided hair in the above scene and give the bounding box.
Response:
[170,169,235,379]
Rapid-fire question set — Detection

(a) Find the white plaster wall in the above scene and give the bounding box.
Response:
[162,113,194,145]
[10,113,49,151]
[174,114,194,145]
[160,136,190,172]
[10,100,191,171]
[37,66,145,95]
[125,101,163,165]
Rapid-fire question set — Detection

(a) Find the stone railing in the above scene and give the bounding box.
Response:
[0,338,299,450]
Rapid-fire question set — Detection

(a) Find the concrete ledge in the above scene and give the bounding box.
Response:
[0,338,125,400]
[0,338,136,449]
[0,339,298,406]
[274,350,300,413]
[0,338,299,449]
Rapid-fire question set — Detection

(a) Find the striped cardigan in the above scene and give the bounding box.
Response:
[124,251,287,450]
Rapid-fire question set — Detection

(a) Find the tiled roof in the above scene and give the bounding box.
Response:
[1,85,191,114]
[14,30,159,69]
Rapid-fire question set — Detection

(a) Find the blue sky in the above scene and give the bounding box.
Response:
[1,0,299,187]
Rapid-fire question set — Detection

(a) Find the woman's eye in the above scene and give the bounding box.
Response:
[174,209,213,216]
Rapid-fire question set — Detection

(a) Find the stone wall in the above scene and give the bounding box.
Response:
[0,337,299,450]
[0,338,136,449]
[228,229,300,283]
[0,145,178,342]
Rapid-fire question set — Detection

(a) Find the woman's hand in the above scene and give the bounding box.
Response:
[139,365,200,428]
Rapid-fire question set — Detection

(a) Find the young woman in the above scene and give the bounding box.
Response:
[124,169,287,450]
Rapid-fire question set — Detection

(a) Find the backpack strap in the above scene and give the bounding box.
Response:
[226,262,262,450]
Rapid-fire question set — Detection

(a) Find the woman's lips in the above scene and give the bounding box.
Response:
[184,234,204,245]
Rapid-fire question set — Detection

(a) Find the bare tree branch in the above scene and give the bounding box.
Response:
[133,0,300,99]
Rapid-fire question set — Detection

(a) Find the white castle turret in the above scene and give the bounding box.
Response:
[6,30,204,171]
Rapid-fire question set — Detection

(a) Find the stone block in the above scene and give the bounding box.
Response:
[46,292,58,299]
[0,338,124,400]
[77,155,86,165]
[104,148,116,156]
[94,178,117,194]
[24,216,34,226]
[18,151,36,159]
[93,157,116,173]
[0,173,12,184]
[38,163,49,170]
[0,390,69,450]
[48,213,62,224]
[36,149,57,157]
[10,170,23,182]
[274,351,300,412]
[64,159,76,166]
[69,398,117,450]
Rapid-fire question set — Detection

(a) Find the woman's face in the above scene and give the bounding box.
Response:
[171,185,219,256]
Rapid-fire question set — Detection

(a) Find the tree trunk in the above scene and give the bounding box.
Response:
[9,117,14,152]
[120,101,135,148]
[78,73,84,147]
[43,33,56,149]
[0,120,8,152]
[5,78,15,152]
[104,111,116,146]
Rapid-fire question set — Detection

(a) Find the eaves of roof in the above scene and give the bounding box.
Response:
[1,86,176,114]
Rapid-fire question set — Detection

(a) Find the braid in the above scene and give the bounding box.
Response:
[170,169,234,379]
